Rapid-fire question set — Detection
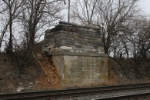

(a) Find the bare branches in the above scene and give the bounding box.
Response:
[96,0,138,54]
[0,0,64,53]
[72,0,98,26]
[0,0,149,61]
[18,0,64,53]
[71,0,141,57]
[130,16,150,59]
[0,0,23,52]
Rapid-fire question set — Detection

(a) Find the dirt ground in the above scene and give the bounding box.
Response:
[1,43,150,93]
[108,58,150,85]
[0,42,62,94]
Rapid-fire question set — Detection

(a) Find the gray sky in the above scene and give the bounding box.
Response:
[138,0,150,15]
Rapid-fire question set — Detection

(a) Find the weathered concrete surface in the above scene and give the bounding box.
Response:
[52,55,108,86]
[42,21,108,87]
[42,21,104,55]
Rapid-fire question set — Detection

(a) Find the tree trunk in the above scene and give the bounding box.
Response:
[7,2,13,53]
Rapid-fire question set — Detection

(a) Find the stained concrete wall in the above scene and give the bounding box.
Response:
[42,21,108,87]
[52,55,108,86]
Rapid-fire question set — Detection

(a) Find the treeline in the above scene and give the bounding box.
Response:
[70,0,150,60]
[0,0,64,53]
[0,0,64,69]
[0,0,150,61]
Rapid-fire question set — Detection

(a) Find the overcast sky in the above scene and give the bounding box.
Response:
[138,0,150,16]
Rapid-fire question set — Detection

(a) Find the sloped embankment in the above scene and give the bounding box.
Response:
[0,53,43,93]
[32,42,62,89]
[1,48,150,93]
[33,53,62,89]
[108,58,150,85]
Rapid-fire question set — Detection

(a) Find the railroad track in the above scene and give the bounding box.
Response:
[95,92,150,100]
[0,83,150,100]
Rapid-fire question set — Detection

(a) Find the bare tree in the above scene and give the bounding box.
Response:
[96,0,138,54]
[71,0,138,56]
[71,0,98,26]
[0,0,23,53]
[130,16,150,59]
[19,0,63,53]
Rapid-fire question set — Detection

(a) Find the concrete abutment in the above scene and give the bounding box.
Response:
[42,21,108,87]
[52,55,108,87]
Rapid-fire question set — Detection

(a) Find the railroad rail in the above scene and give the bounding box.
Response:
[95,92,150,100]
[0,83,150,100]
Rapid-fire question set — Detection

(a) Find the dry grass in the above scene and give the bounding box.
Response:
[1,49,150,93]
[108,57,150,85]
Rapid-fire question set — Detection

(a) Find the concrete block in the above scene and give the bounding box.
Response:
[52,55,108,87]
[43,22,108,88]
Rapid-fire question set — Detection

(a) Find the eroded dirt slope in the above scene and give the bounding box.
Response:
[1,43,150,93]
[108,58,150,85]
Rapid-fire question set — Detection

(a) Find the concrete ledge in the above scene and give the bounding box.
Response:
[48,50,107,57]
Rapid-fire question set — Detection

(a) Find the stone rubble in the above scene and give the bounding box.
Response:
[42,21,104,56]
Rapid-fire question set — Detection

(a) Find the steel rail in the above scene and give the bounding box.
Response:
[95,92,150,100]
[0,83,150,100]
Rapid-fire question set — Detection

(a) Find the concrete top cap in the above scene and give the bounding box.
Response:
[59,21,100,30]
